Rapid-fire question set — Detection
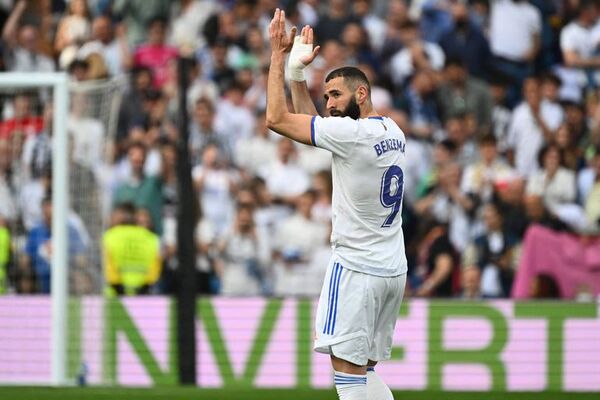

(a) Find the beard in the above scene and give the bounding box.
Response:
[330,96,361,120]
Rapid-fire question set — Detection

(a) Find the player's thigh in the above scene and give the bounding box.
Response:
[370,273,407,361]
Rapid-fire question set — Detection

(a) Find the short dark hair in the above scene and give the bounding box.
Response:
[325,66,371,95]
[478,134,497,146]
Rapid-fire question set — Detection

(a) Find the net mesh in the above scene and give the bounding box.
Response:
[0,78,125,296]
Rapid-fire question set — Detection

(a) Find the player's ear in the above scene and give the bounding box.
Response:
[356,85,368,105]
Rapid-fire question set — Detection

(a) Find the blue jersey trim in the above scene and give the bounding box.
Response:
[330,265,343,334]
[310,115,317,146]
[368,116,383,120]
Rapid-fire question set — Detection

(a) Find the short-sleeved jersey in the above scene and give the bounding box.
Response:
[311,115,408,277]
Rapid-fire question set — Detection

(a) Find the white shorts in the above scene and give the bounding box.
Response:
[314,256,407,366]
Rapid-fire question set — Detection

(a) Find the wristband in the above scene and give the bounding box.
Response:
[288,36,312,82]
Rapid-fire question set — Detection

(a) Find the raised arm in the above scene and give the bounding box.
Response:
[266,9,314,146]
[289,26,321,116]
[2,0,27,49]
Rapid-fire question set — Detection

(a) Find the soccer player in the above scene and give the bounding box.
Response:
[266,9,407,400]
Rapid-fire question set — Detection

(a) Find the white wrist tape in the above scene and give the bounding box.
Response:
[288,36,312,82]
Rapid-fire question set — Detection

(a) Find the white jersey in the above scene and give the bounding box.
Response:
[311,115,408,277]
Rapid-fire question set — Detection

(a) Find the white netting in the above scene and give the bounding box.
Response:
[0,78,125,295]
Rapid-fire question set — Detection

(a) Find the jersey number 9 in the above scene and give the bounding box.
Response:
[379,165,404,228]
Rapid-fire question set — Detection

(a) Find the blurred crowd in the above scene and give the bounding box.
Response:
[0,0,599,300]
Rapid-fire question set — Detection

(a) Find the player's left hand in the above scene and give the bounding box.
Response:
[269,8,297,56]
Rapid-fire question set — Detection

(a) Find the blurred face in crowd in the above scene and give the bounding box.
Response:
[542,146,561,173]
[236,188,257,209]
[490,83,507,104]
[19,25,38,52]
[445,64,467,86]
[42,200,52,225]
[541,79,560,102]
[92,16,113,44]
[451,1,469,25]
[160,144,177,170]
[461,266,481,297]
[387,0,408,26]
[524,194,545,220]
[479,141,497,164]
[323,76,363,120]
[483,204,503,231]
[399,24,419,45]
[523,78,541,107]
[342,23,364,49]
[201,144,220,168]
[445,116,466,144]
[277,139,296,164]
[135,208,153,230]
[564,103,584,130]
[432,143,454,167]
[148,21,166,46]
[128,145,146,176]
[296,192,315,219]
[353,0,372,17]
[321,40,346,68]
[236,207,254,234]
[70,0,88,17]
[194,100,215,130]
[555,124,572,149]
[0,140,11,172]
[412,69,435,96]
[13,94,31,118]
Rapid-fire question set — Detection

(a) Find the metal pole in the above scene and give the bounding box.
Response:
[176,56,197,385]
[51,74,70,386]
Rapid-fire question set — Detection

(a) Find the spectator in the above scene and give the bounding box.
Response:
[1,0,55,73]
[192,143,238,237]
[214,82,255,148]
[272,190,328,296]
[169,0,220,52]
[133,16,179,89]
[311,170,333,225]
[459,265,482,299]
[579,150,600,231]
[23,197,87,294]
[380,0,410,63]
[461,134,516,206]
[103,203,161,296]
[489,0,542,105]
[113,142,163,234]
[558,0,600,93]
[414,220,458,297]
[0,92,43,140]
[389,20,445,87]
[54,0,91,56]
[68,93,105,169]
[0,140,17,224]
[234,110,277,177]
[529,273,561,299]
[216,204,271,296]
[0,221,8,294]
[315,0,359,43]
[444,112,479,167]
[437,58,493,137]
[21,102,53,183]
[116,66,154,143]
[526,144,577,215]
[438,0,491,79]
[488,74,513,154]
[352,0,387,53]
[189,97,232,165]
[78,14,132,77]
[260,138,311,212]
[507,77,563,177]
[112,0,171,47]
[463,202,519,298]
[396,68,441,141]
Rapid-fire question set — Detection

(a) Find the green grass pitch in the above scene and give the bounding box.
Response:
[0,387,599,400]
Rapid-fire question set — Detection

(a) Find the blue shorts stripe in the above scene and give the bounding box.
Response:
[326,263,341,334]
[310,116,317,146]
[322,263,337,334]
[330,264,343,334]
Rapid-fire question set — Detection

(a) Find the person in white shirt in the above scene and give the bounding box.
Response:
[234,111,278,177]
[267,11,406,400]
[272,190,329,296]
[489,0,542,105]
[558,0,600,92]
[507,77,563,177]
